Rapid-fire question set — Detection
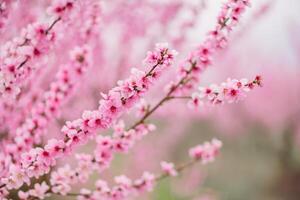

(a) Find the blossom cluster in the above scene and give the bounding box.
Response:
[76,172,156,200]
[189,76,262,108]
[0,46,92,189]
[17,139,222,200]
[14,46,91,149]
[0,0,264,199]
[72,139,222,200]
[0,0,102,186]
[41,111,221,198]
[0,0,77,99]
[45,120,156,195]
[0,22,55,98]
[0,43,177,192]
[18,182,50,200]
[0,0,101,135]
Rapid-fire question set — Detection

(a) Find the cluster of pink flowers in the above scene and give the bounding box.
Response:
[18,182,49,200]
[0,43,177,193]
[0,0,266,199]
[36,118,156,197]
[76,172,156,200]
[189,76,262,108]
[0,0,77,99]
[37,123,155,196]
[17,139,222,200]
[6,44,177,197]
[0,22,55,98]
[144,43,178,67]
[0,4,101,184]
[0,46,92,172]
[0,0,101,135]
[71,139,222,200]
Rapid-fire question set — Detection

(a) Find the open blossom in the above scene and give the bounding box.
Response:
[18,181,50,200]
[115,175,133,193]
[50,165,73,195]
[0,187,8,200]
[189,138,223,164]
[134,171,155,192]
[2,165,30,190]
[160,161,178,176]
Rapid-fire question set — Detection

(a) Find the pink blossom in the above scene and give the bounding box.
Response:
[95,180,110,193]
[2,165,30,189]
[189,139,223,164]
[134,171,155,192]
[160,161,178,176]
[28,182,50,199]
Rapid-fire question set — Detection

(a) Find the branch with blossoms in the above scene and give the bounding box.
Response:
[127,0,253,130]
[0,0,102,186]
[18,139,222,200]
[39,2,258,197]
[14,72,261,198]
[0,42,178,193]
[187,76,262,108]
[0,0,266,199]
[0,0,101,134]
[0,0,77,99]
[3,46,92,161]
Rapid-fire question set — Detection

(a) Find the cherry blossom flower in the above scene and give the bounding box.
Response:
[160,161,178,176]
[189,139,223,164]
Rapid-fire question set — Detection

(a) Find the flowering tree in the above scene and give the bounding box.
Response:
[0,0,263,199]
